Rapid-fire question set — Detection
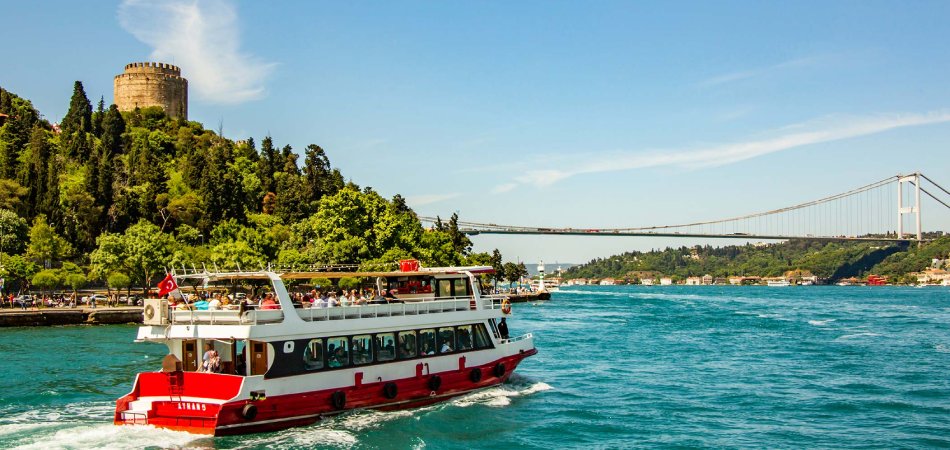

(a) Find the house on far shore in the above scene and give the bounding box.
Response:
[600,278,616,286]
[728,276,743,285]
[701,274,714,285]
[659,277,673,286]
[685,277,702,286]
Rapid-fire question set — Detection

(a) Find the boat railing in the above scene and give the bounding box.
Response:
[165,294,501,325]
[298,295,473,322]
[169,308,284,325]
[500,332,533,345]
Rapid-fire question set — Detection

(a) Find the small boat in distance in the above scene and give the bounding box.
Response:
[114,262,536,436]
[767,280,791,287]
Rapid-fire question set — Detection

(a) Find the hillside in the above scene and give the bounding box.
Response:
[564,236,950,283]
[0,82,513,294]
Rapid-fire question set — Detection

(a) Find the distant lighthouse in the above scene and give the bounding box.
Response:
[538,259,547,292]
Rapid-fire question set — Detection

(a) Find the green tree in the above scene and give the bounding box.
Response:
[1,254,37,293]
[26,215,72,268]
[0,179,28,214]
[107,272,131,296]
[19,125,52,218]
[0,208,29,255]
[90,221,175,295]
[61,81,92,135]
[32,269,60,294]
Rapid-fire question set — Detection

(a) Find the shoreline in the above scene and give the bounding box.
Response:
[0,307,143,327]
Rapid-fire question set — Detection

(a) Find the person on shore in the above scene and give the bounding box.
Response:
[498,317,509,340]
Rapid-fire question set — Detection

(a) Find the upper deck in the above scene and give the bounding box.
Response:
[142,264,508,334]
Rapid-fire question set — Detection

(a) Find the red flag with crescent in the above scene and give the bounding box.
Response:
[157,273,179,296]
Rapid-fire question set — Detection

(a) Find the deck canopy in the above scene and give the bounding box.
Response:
[169,265,495,282]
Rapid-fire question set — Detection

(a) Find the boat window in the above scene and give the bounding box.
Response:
[437,279,452,298]
[456,325,473,350]
[418,329,436,356]
[352,335,373,365]
[438,327,456,354]
[303,339,324,370]
[473,323,493,349]
[376,333,396,362]
[453,278,469,297]
[398,331,417,359]
[327,337,349,368]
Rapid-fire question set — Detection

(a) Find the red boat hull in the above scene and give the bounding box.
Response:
[116,349,536,436]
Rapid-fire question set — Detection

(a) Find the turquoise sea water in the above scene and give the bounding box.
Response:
[2,286,950,449]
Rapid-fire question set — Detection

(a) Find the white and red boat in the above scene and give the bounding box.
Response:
[114,263,537,435]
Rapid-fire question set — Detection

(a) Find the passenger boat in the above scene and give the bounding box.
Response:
[767,280,791,287]
[113,263,537,436]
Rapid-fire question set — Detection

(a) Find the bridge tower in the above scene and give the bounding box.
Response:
[897,172,922,241]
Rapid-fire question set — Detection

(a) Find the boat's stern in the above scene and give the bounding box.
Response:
[115,371,246,435]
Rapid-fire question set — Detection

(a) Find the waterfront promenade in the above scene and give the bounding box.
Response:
[0,306,143,327]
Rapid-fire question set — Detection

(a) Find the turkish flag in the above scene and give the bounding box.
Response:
[157,273,179,297]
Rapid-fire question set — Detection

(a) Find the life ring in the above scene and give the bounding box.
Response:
[428,375,442,391]
[241,403,258,420]
[383,382,398,399]
[501,299,512,315]
[469,368,482,383]
[330,391,346,410]
[144,304,155,320]
[493,363,506,378]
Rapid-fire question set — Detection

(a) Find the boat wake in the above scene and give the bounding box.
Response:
[453,378,553,408]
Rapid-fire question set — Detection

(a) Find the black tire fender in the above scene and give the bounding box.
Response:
[241,403,257,420]
[428,375,442,391]
[330,391,346,410]
[493,363,506,378]
[469,368,482,383]
[383,382,398,399]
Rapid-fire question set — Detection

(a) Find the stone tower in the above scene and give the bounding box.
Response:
[113,62,188,119]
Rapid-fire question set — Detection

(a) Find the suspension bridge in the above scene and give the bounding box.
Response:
[420,172,950,243]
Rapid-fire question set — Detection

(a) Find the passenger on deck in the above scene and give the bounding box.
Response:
[327,292,339,307]
[201,343,221,373]
[498,318,510,339]
[440,341,453,353]
[421,343,435,356]
[329,346,347,368]
[208,294,221,310]
[261,294,279,310]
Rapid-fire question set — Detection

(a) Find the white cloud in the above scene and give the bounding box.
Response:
[697,56,821,88]
[505,110,950,189]
[491,183,519,194]
[405,193,462,207]
[118,0,276,104]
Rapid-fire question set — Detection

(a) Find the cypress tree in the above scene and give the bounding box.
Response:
[258,136,278,194]
[281,144,298,174]
[20,125,51,217]
[61,81,92,135]
[92,96,105,137]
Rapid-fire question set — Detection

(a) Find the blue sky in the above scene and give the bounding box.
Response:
[3,0,950,264]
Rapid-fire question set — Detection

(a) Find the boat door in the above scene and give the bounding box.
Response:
[250,341,268,376]
[181,339,198,371]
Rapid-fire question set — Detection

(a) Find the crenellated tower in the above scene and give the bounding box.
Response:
[113,62,188,119]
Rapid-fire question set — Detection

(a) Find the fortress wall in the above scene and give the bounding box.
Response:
[113,62,188,120]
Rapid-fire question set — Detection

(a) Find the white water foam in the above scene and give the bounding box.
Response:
[808,319,837,326]
[452,382,553,408]
[837,332,882,340]
[933,344,950,353]
[10,424,197,450]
